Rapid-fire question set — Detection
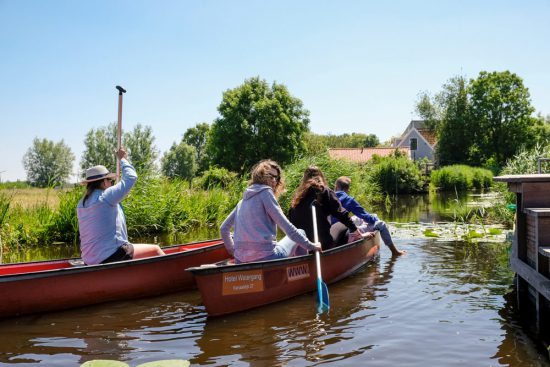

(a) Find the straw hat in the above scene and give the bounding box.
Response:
[81,165,116,184]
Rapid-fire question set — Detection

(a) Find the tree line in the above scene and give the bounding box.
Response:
[21,71,549,187]
[21,77,383,187]
[415,71,550,171]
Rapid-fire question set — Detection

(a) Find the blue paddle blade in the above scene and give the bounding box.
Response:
[316,278,330,313]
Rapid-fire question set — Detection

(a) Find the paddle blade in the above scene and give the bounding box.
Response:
[316,278,330,313]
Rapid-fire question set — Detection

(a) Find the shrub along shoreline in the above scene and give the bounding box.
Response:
[1,153,507,252]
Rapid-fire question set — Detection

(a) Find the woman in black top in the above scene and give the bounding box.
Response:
[288,166,363,250]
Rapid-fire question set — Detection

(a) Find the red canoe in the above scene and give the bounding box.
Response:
[0,239,228,318]
[187,233,381,316]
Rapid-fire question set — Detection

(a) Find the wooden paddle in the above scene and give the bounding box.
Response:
[115,85,126,182]
[311,204,330,313]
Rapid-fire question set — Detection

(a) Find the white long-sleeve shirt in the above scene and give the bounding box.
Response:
[77,159,137,265]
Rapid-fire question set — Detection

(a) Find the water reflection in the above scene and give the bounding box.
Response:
[493,290,550,367]
[372,191,495,223]
[191,258,397,366]
[0,293,205,366]
[2,192,550,366]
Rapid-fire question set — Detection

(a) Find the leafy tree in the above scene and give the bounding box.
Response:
[207,77,310,173]
[531,113,550,147]
[183,122,210,173]
[469,71,536,168]
[161,140,197,180]
[363,134,380,148]
[23,138,74,187]
[124,124,159,174]
[80,123,118,173]
[415,91,442,132]
[80,122,159,175]
[304,132,380,155]
[434,76,474,166]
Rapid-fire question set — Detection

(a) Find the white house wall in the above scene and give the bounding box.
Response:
[397,129,434,161]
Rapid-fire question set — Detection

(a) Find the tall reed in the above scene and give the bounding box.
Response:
[430,165,493,192]
[278,154,382,213]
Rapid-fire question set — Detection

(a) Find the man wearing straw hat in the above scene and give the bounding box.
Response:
[77,147,165,265]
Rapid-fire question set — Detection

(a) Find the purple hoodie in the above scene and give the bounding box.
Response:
[221,184,316,263]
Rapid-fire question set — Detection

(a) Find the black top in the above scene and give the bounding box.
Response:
[288,186,357,249]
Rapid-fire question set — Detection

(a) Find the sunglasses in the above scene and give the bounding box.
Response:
[265,173,280,182]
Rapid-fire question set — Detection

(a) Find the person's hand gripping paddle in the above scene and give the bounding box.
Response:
[311,203,329,313]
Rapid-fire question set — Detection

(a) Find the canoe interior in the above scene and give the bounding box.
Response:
[0,239,223,277]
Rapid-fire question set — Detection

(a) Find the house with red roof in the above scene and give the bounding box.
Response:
[328,147,411,163]
[391,120,436,161]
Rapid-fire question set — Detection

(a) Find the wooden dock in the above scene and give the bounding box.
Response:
[494,174,550,336]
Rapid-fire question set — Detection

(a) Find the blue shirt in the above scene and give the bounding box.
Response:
[77,159,137,265]
[332,190,378,225]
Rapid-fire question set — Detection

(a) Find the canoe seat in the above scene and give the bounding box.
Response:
[68,259,86,267]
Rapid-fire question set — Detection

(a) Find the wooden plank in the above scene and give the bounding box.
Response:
[494,174,550,183]
[539,247,550,258]
[511,257,550,301]
[524,208,550,217]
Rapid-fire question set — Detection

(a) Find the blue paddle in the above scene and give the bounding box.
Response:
[311,204,330,313]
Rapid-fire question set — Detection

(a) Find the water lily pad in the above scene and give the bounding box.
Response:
[81,361,129,367]
[136,360,190,367]
[463,230,484,239]
[423,229,439,237]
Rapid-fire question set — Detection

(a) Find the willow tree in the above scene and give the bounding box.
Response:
[23,138,74,187]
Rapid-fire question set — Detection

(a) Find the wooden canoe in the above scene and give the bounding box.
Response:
[0,239,229,318]
[187,232,381,316]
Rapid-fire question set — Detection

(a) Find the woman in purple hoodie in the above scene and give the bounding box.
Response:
[220,160,321,263]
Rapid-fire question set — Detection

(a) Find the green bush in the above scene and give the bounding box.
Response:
[430,165,493,191]
[367,155,425,194]
[486,144,550,226]
[279,154,382,213]
[192,167,241,190]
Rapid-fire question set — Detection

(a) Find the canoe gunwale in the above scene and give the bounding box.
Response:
[186,234,375,275]
[0,238,224,282]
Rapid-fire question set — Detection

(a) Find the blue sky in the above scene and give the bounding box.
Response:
[1,0,549,181]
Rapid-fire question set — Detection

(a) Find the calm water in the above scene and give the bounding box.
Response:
[1,193,549,366]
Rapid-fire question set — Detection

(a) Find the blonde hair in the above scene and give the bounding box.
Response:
[249,159,285,197]
[335,176,351,192]
[291,166,328,208]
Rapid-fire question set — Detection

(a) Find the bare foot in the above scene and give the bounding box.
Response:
[391,249,407,257]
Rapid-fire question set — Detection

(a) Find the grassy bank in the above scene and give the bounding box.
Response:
[2,154,508,253]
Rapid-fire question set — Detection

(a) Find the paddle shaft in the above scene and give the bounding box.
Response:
[311,205,322,280]
[115,85,126,181]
